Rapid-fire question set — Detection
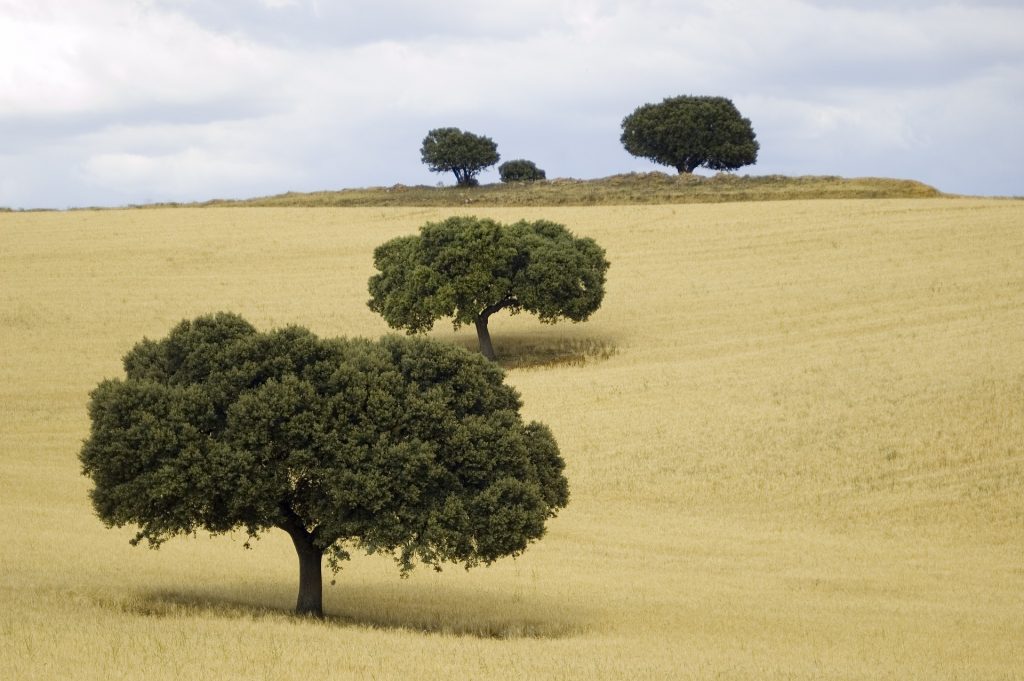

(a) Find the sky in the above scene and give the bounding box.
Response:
[1,0,1022,209]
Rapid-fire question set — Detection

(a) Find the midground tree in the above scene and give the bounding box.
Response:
[367,216,610,361]
[420,127,500,187]
[620,95,759,174]
[79,313,569,618]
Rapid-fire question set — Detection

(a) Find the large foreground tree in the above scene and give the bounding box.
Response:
[620,95,759,174]
[421,127,500,187]
[80,313,569,617]
[367,216,610,361]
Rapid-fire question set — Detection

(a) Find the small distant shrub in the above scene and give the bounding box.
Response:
[499,159,546,183]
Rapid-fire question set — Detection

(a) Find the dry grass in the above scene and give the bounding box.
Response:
[2,198,1022,679]
[134,172,944,209]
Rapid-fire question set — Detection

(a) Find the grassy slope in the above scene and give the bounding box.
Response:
[2,197,1022,680]
[177,172,944,208]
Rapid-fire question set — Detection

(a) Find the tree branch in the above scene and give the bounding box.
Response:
[278,503,319,546]
[479,296,516,321]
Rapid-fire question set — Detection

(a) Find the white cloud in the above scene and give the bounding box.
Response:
[81,147,287,200]
[0,0,287,120]
[0,0,1021,207]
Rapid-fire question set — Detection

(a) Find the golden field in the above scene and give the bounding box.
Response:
[1,198,1022,680]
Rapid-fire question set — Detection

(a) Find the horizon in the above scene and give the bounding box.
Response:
[1,172,971,212]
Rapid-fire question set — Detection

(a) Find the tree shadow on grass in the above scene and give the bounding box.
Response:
[450,331,620,370]
[106,580,590,639]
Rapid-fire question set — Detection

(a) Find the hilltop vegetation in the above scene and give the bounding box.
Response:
[189,173,942,209]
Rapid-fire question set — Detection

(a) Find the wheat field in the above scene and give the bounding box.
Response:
[2,198,1022,679]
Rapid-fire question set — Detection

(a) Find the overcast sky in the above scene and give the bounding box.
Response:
[2,0,1022,209]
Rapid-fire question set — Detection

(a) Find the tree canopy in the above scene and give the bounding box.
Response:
[421,127,500,187]
[499,159,546,183]
[79,313,569,617]
[367,216,610,360]
[620,95,759,174]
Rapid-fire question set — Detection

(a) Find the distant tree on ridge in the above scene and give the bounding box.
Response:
[421,127,500,187]
[621,95,759,174]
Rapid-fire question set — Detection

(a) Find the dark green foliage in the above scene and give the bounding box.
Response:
[499,159,546,183]
[621,95,759,174]
[80,313,568,616]
[421,127,500,187]
[367,216,610,360]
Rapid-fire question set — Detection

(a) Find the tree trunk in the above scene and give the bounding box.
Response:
[281,520,324,617]
[475,316,496,361]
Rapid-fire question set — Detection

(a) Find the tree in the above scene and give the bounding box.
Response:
[367,216,609,361]
[620,95,759,174]
[499,159,546,183]
[79,313,569,618]
[421,127,500,187]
